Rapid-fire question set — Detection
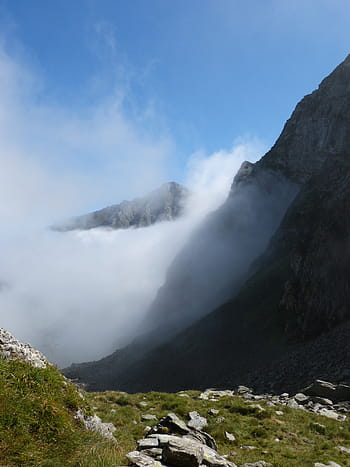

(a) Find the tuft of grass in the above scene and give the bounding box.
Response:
[0,357,118,466]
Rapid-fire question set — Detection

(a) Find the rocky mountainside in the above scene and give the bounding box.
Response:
[54,181,189,231]
[65,55,350,394]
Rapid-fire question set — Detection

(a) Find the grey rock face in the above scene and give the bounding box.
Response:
[54,182,189,231]
[251,55,350,185]
[0,327,48,368]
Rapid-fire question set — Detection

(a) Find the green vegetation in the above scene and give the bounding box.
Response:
[88,391,350,466]
[0,358,119,466]
[0,357,349,466]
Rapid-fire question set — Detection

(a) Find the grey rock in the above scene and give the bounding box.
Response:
[126,451,166,467]
[54,182,189,232]
[153,413,190,435]
[199,390,234,400]
[142,414,158,421]
[0,328,48,369]
[313,397,334,406]
[303,380,350,403]
[236,386,252,395]
[314,463,343,467]
[137,438,160,450]
[188,411,208,430]
[224,432,235,442]
[241,463,271,467]
[185,430,217,451]
[208,409,219,416]
[201,445,237,466]
[318,408,347,421]
[336,445,350,454]
[294,393,309,404]
[287,399,302,409]
[141,448,163,460]
[162,437,204,467]
[74,409,116,442]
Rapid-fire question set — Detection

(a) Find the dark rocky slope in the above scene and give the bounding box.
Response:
[54,181,188,231]
[83,149,350,393]
[65,55,350,393]
[141,54,350,336]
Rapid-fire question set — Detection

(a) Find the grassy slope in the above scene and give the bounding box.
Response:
[88,390,350,467]
[0,358,119,467]
[1,357,350,466]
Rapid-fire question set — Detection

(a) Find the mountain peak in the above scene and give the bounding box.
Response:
[54,182,189,231]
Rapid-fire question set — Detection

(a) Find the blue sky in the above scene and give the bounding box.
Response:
[0,0,350,211]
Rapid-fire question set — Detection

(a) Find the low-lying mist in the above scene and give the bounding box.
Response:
[0,140,262,366]
[0,39,268,367]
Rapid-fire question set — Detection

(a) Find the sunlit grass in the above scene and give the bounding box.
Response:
[0,358,349,466]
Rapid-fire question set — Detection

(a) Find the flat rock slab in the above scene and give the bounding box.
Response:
[126,451,167,467]
[304,380,350,402]
[241,462,271,467]
[142,414,158,421]
[138,438,160,450]
[314,462,343,467]
[318,408,347,421]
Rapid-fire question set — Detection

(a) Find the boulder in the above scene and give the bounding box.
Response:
[153,413,190,435]
[162,437,204,467]
[188,411,208,430]
[303,380,350,402]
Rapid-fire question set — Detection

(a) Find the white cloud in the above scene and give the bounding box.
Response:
[0,39,264,366]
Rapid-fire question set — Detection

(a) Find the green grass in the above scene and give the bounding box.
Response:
[88,390,350,466]
[1,358,350,466]
[0,358,119,466]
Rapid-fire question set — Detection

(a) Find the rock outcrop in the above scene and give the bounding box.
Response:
[126,412,240,467]
[54,182,189,231]
[0,328,48,368]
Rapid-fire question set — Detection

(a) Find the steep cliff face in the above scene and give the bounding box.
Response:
[269,151,350,340]
[65,55,350,393]
[250,54,350,184]
[54,182,189,231]
[107,148,350,394]
[144,54,350,336]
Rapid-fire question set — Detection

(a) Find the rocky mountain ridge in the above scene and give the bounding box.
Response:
[66,55,350,396]
[54,181,189,231]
